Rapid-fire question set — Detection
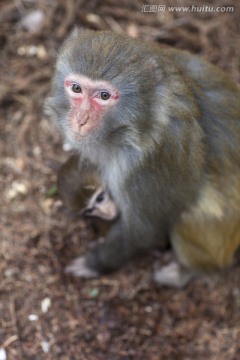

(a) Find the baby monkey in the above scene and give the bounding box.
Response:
[58,155,119,277]
[58,155,118,231]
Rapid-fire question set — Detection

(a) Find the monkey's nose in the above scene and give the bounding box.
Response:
[77,115,88,126]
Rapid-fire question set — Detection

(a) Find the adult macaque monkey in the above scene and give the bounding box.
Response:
[45,28,240,287]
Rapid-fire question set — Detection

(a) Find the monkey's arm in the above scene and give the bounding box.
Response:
[66,221,134,276]
[65,211,163,277]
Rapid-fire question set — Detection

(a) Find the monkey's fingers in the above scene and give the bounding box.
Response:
[65,256,99,278]
[153,261,194,288]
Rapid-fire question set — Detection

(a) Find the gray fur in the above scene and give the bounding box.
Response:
[45,29,240,281]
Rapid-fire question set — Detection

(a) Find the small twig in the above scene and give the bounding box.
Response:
[1,335,18,349]
[9,297,25,358]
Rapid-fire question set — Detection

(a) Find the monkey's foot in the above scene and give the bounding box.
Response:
[153,262,194,288]
[65,256,99,278]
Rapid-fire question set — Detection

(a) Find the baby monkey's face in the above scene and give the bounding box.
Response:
[81,187,118,221]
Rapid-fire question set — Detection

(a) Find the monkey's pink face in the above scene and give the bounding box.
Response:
[64,74,119,138]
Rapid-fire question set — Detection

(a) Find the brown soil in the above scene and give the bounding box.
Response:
[0,1,240,359]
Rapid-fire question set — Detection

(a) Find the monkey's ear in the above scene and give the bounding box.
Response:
[69,26,81,37]
[67,26,86,40]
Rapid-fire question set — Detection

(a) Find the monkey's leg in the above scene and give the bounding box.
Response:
[154,261,195,288]
[154,213,240,288]
[65,221,148,278]
[65,256,99,278]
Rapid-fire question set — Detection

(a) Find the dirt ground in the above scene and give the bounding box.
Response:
[0,0,240,359]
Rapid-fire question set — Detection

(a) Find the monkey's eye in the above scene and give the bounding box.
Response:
[96,192,105,203]
[71,84,82,93]
[100,91,110,100]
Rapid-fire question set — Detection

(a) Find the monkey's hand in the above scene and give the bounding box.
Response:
[65,256,100,278]
[153,261,194,288]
